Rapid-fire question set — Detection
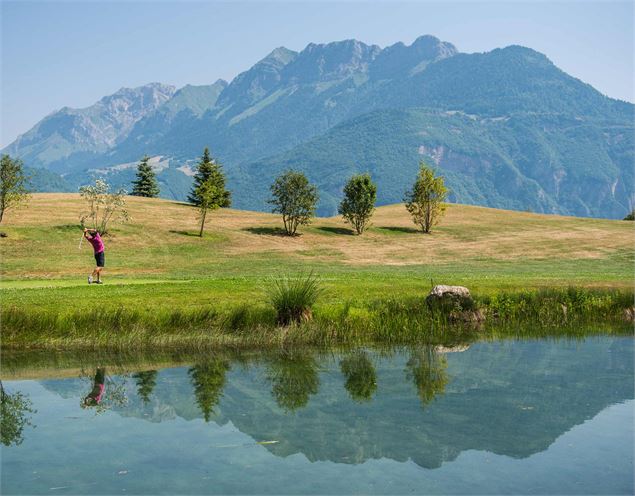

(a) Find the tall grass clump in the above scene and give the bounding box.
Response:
[268,272,323,325]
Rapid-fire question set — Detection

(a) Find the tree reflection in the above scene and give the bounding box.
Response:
[340,350,377,402]
[188,359,230,422]
[0,381,36,446]
[267,351,319,412]
[133,370,158,404]
[405,346,449,407]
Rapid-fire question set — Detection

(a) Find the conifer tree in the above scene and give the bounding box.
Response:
[131,156,160,198]
[188,147,231,207]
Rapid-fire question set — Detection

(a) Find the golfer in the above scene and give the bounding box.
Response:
[84,228,105,284]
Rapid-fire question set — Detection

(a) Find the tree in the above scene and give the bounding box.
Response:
[188,148,231,207]
[268,170,319,236]
[338,173,377,235]
[403,161,449,234]
[196,178,222,237]
[131,156,160,198]
[624,209,635,221]
[79,179,129,235]
[189,359,230,422]
[133,370,158,404]
[0,154,30,224]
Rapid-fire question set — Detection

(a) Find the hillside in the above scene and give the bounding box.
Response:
[1,193,632,349]
[1,193,631,288]
[4,35,633,220]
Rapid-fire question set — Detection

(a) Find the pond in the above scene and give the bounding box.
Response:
[1,336,633,495]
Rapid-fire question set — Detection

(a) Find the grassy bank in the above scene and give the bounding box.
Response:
[3,288,632,350]
[1,194,632,349]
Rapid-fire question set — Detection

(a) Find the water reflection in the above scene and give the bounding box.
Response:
[1,337,633,471]
[406,345,449,407]
[0,380,35,446]
[133,370,157,405]
[340,350,377,402]
[266,350,319,412]
[81,368,106,408]
[189,358,230,422]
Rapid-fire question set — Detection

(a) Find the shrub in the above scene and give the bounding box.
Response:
[268,272,322,325]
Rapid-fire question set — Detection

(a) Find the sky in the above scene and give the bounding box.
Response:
[1,0,633,148]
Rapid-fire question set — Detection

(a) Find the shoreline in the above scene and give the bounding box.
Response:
[3,287,633,350]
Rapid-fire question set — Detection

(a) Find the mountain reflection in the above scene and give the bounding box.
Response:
[4,337,634,469]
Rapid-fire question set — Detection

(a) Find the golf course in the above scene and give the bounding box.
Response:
[1,193,633,348]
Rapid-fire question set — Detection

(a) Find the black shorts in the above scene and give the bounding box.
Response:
[94,251,105,268]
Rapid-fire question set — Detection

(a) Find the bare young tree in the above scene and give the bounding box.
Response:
[79,179,129,235]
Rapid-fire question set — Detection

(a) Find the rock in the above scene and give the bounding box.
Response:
[428,285,471,299]
[426,285,473,308]
[426,285,482,325]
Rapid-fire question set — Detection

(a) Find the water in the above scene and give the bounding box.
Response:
[1,337,633,495]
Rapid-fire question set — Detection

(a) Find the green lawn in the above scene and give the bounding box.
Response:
[1,194,633,317]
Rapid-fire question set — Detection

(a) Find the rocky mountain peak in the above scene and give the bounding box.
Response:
[282,39,381,83]
[370,34,458,79]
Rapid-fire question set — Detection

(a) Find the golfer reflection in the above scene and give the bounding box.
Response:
[82,368,106,408]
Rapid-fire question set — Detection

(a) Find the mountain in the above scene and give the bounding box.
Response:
[4,83,176,172]
[3,35,633,218]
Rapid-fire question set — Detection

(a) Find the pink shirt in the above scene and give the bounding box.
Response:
[88,232,105,254]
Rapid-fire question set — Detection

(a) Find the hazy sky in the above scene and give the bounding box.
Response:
[1,0,633,148]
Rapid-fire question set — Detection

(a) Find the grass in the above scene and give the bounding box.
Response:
[269,272,323,325]
[0,194,633,349]
[2,287,632,350]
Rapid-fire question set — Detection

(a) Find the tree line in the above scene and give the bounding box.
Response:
[8,148,632,234]
[130,147,450,237]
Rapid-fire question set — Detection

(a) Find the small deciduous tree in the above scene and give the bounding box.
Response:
[404,162,448,234]
[196,178,222,237]
[79,179,129,235]
[188,147,231,207]
[0,154,30,224]
[269,170,319,236]
[338,173,376,234]
[131,155,160,198]
[624,209,635,221]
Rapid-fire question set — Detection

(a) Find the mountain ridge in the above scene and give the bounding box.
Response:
[3,35,633,218]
